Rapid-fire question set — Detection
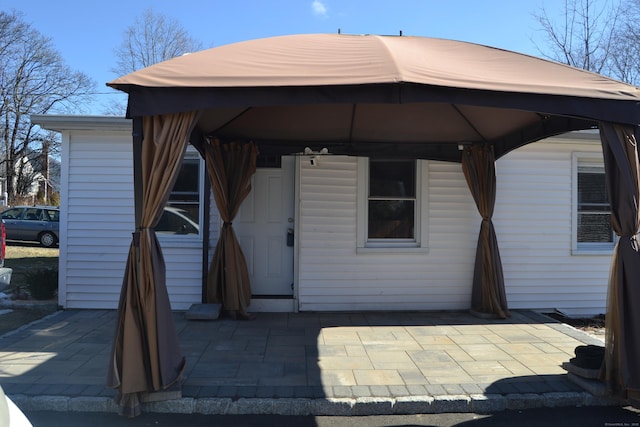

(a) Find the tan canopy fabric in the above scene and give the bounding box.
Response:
[205,139,258,318]
[599,124,640,401]
[109,34,639,102]
[107,111,198,416]
[462,144,509,319]
[108,34,640,163]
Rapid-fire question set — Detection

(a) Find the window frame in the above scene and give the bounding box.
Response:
[356,157,428,253]
[155,147,205,245]
[571,152,615,254]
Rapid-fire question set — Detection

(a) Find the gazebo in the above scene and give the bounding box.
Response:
[105,34,640,416]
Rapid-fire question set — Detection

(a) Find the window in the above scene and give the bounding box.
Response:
[368,159,416,240]
[155,151,203,237]
[44,209,59,222]
[357,158,427,251]
[573,154,613,252]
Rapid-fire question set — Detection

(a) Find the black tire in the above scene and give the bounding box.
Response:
[39,231,57,248]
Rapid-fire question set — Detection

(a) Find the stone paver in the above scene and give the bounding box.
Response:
[0,309,617,415]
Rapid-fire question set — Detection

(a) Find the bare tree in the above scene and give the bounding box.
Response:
[0,10,95,203]
[608,0,640,84]
[533,0,622,75]
[102,98,127,117]
[112,8,203,76]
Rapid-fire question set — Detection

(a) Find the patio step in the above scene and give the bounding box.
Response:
[184,303,221,320]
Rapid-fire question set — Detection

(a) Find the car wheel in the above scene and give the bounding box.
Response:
[39,232,57,248]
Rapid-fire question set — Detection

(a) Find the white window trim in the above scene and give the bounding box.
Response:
[356,157,429,253]
[157,147,205,247]
[571,152,615,255]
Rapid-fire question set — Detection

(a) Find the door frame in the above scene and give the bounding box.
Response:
[293,155,301,312]
[205,155,301,312]
[247,155,300,312]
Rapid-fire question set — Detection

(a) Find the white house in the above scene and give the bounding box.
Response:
[33,115,614,317]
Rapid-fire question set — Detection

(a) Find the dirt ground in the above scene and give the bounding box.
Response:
[545,312,606,336]
[3,242,59,291]
[0,242,60,336]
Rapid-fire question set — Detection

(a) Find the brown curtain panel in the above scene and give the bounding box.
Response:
[599,123,640,399]
[107,111,199,417]
[205,139,258,317]
[462,144,510,319]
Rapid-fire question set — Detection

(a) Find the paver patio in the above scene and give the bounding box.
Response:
[0,308,614,414]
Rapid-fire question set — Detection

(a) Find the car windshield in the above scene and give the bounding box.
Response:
[1,208,22,219]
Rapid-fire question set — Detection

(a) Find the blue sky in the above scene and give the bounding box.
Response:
[2,0,561,114]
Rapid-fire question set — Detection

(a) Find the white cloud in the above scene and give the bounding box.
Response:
[312,0,328,17]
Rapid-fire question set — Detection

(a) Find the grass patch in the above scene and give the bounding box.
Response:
[3,242,59,291]
[4,242,59,260]
[0,243,59,336]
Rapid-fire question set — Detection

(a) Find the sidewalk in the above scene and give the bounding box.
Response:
[0,309,617,415]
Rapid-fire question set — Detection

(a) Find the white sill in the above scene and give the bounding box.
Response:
[572,245,614,256]
[357,245,429,254]
[157,234,202,249]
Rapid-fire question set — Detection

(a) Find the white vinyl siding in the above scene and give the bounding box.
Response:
[60,121,203,310]
[298,156,476,311]
[297,134,610,316]
[53,115,611,317]
[495,137,610,316]
[62,130,133,308]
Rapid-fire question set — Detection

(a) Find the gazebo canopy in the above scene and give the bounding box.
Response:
[108,33,640,161]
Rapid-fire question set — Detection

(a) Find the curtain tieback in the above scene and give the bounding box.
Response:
[132,227,154,244]
[631,234,639,252]
[223,222,233,227]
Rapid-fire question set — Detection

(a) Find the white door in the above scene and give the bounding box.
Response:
[235,156,295,296]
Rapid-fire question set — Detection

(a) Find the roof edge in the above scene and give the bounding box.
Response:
[31,114,132,132]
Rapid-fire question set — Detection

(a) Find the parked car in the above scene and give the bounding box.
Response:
[1,206,59,248]
[155,206,199,235]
